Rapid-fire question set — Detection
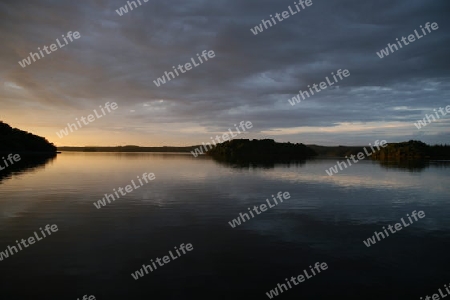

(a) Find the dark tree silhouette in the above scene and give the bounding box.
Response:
[206,139,317,163]
[0,121,57,154]
[371,140,450,160]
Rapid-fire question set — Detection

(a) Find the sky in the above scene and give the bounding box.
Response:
[1,0,449,147]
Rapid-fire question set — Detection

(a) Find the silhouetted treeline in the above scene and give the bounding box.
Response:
[206,139,317,162]
[372,140,450,160]
[58,138,450,160]
[0,121,56,154]
[308,141,450,160]
[58,145,201,152]
[307,145,366,157]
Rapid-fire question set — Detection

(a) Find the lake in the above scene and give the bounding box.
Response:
[0,152,449,299]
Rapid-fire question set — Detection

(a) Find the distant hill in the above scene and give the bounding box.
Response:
[0,121,57,154]
[206,139,317,162]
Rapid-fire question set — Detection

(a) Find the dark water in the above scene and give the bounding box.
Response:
[0,152,449,299]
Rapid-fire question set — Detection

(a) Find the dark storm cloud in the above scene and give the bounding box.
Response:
[0,0,449,144]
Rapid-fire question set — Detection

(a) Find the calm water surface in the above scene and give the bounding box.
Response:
[0,152,449,299]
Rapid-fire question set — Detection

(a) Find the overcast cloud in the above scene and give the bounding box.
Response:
[1,0,449,146]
